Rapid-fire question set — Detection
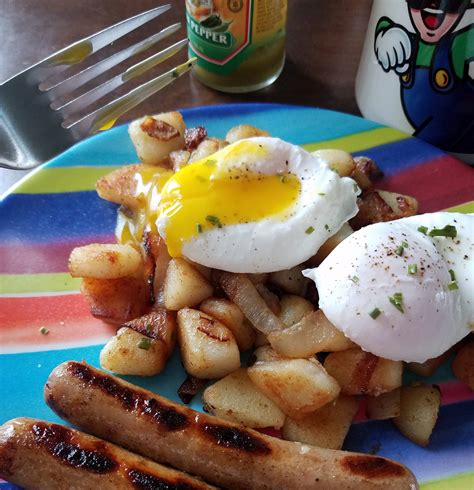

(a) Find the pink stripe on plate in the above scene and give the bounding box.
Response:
[0,234,115,274]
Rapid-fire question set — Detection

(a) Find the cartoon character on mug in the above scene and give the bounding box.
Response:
[374,0,473,153]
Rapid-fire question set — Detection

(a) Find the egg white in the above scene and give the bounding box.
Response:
[158,137,360,273]
[304,212,473,362]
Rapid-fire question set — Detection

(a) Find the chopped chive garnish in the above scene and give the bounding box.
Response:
[408,264,418,275]
[389,292,404,313]
[205,159,216,167]
[39,327,49,335]
[324,224,330,231]
[395,245,404,256]
[448,269,456,281]
[417,225,428,235]
[305,226,315,235]
[145,324,152,335]
[318,192,326,196]
[448,281,459,291]
[369,307,382,319]
[138,337,152,350]
[206,215,222,228]
[402,241,409,248]
[429,225,457,239]
[196,223,203,234]
[350,275,360,284]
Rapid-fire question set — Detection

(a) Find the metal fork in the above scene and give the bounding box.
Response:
[0,5,196,170]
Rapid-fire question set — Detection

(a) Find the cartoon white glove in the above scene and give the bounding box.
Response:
[375,26,412,74]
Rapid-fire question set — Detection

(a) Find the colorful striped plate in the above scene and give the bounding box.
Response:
[1,103,473,489]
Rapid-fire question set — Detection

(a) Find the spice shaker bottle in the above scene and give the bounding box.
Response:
[185,0,287,93]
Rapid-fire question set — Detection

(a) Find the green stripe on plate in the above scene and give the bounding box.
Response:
[302,127,409,153]
[447,201,474,213]
[421,471,474,489]
[0,273,80,294]
[12,166,121,194]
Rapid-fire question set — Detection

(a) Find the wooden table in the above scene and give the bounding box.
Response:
[0,0,372,194]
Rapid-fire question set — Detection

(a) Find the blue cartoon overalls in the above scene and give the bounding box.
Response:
[401,32,474,153]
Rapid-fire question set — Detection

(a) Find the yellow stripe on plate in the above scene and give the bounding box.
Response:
[421,471,474,489]
[447,201,474,213]
[12,166,121,194]
[302,127,409,154]
[0,273,80,294]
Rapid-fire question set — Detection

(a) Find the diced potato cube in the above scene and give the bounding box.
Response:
[203,368,285,429]
[312,149,355,177]
[225,125,269,144]
[366,388,401,420]
[393,384,441,446]
[200,298,255,351]
[248,358,340,419]
[188,138,228,163]
[377,190,418,217]
[282,395,359,449]
[169,149,191,172]
[164,258,213,310]
[269,310,355,358]
[452,342,474,390]
[252,345,286,363]
[324,348,402,396]
[177,308,240,379]
[269,265,309,296]
[278,295,315,327]
[96,164,143,209]
[69,244,142,279]
[129,112,186,165]
[142,233,171,308]
[81,276,147,324]
[407,351,450,377]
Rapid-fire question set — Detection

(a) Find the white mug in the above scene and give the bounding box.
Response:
[356,0,474,163]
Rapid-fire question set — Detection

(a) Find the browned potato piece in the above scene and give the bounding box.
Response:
[164,258,213,310]
[188,138,228,163]
[248,357,340,419]
[81,276,148,324]
[366,388,401,420]
[278,295,315,327]
[282,395,359,449]
[129,112,186,165]
[200,298,256,351]
[177,308,240,379]
[393,384,441,447]
[225,125,269,144]
[407,351,450,377]
[252,345,287,363]
[100,309,176,376]
[311,149,355,177]
[69,243,143,279]
[96,164,143,209]
[269,265,309,296]
[377,190,419,217]
[452,342,474,390]
[307,223,353,267]
[324,348,402,396]
[269,310,355,358]
[203,368,285,429]
[169,150,191,172]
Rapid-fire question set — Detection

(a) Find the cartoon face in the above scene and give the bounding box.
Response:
[407,0,472,43]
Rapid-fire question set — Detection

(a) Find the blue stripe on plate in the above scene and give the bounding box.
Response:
[0,192,117,243]
[344,400,474,483]
[352,136,446,176]
[46,103,383,168]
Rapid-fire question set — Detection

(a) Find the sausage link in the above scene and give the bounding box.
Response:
[0,417,216,490]
[45,361,418,490]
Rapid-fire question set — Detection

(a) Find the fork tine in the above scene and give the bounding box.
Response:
[68,58,197,138]
[40,5,171,68]
[45,22,182,99]
[59,39,188,121]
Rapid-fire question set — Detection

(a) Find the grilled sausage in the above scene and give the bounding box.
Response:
[0,417,216,490]
[45,361,418,490]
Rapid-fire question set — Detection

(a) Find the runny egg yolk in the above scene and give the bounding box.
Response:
[116,166,173,245]
[158,141,301,257]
